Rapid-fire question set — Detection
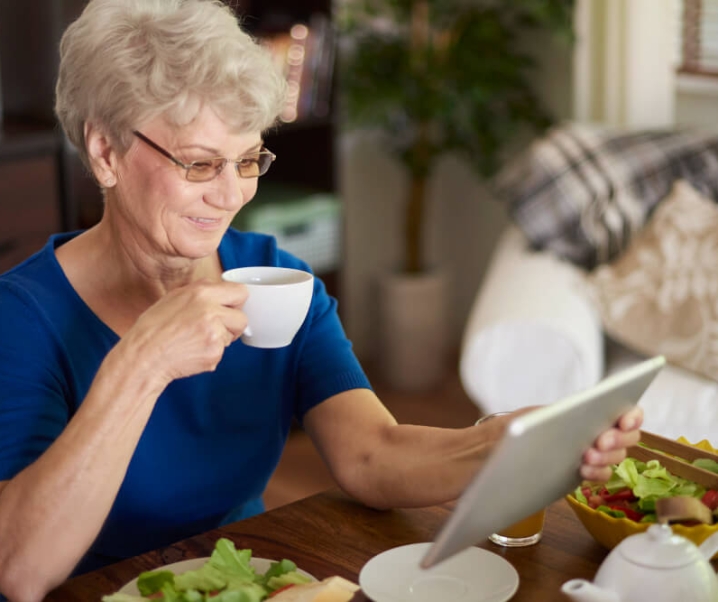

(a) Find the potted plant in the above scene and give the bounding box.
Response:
[338,0,574,390]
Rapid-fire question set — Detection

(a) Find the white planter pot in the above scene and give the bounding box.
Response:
[378,270,448,391]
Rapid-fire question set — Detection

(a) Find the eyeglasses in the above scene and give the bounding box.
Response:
[132,131,276,182]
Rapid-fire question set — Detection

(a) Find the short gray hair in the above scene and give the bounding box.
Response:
[55,0,287,169]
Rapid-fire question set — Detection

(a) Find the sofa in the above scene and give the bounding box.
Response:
[459,123,718,444]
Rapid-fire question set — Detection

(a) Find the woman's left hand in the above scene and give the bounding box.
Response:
[580,406,644,482]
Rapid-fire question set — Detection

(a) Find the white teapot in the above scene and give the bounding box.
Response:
[561,523,718,602]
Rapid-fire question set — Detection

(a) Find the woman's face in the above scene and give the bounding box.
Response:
[109,106,264,262]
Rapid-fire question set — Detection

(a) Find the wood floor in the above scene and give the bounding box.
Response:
[263,361,480,510]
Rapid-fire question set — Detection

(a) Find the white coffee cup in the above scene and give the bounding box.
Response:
[221,266,314,348]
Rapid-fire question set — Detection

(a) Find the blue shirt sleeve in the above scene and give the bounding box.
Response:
[294,275,371,420]
[0,279,72,480]
[218,228,372,421]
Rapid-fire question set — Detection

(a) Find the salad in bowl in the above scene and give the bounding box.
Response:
[567,437,718,553]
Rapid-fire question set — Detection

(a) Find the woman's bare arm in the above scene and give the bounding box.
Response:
[0,282,248,602]
[303,389,642,511]
[0,346,165,602]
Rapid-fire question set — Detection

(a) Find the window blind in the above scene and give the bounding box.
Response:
[678,0,718,76]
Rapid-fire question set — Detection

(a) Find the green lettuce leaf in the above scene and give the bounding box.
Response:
[614,458,641,490]
[208,539,256,583]
[173,563,227,592]
[157,585,204,602]
[215,581,266,601]
[101,594,148,602]
[266,570,313,591]
[137,570,175,596]
[596,505,626,519]
[693,458,718,474]
[264,559,297,580]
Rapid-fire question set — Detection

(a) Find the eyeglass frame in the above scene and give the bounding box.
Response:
[132,130,276,181]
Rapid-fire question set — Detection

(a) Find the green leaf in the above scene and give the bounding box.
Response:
[212,583,265,602]
[101,594,149,602]
[614,458,641,490]
[208,539,256,582]
[157,585,204,602]
[694,458,718,474]
[263,559,297,580]
[596,505,626,519]
[136,570,175,596]
[267,571,313,592]
[172,563,227,593]
[574,485,587,505]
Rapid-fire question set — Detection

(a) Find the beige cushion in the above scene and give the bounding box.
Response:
[589,180,718,382]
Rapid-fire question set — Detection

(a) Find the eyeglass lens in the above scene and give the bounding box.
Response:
[185,152,274,182]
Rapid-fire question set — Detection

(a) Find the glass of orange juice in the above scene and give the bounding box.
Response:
[488,509,546,547]
[475,411,546,547]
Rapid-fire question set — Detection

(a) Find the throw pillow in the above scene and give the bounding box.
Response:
[589,180,718,382]
[492,122,718,269]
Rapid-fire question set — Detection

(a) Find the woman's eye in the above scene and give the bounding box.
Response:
[189,161,218,176]
[192,160,215,170]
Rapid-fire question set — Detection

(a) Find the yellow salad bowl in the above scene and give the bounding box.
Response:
[565,437,718,556]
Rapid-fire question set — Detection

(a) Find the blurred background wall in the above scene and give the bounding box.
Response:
[339,0,718,363]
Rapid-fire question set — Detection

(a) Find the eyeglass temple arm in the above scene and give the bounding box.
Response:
[132,131,189,168]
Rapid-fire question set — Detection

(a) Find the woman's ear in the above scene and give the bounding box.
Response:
[85,122,118,188]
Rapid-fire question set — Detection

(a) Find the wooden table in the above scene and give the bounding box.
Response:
[46,489,609,601]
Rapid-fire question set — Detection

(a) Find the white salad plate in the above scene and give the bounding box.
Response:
[119,556,317,595]
[359,542,519,602]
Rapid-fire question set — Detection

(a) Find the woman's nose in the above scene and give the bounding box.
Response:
[206,164,257,210]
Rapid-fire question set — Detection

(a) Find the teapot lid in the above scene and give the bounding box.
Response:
[618,524,702,569]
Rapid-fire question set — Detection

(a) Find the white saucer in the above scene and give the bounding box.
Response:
[359,543,519,602]
[119,557,317,595]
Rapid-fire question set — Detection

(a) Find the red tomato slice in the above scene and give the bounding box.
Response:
[602,489,636,503]
[702,490,718,511]
[269,584,297,598]
[608,504,643,522]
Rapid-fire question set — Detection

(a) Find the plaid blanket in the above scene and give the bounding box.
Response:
[491,122,718,269]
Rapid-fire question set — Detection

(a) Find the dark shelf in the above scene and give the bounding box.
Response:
[0,118,60,161]
[230,0,340,298]
[270,115,335,134]
[234,0,331,30]
[263,123,335,192]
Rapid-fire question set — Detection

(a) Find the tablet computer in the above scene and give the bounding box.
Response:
[421,355,665,569]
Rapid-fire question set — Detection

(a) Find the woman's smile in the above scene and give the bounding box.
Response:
[185,215,225,230]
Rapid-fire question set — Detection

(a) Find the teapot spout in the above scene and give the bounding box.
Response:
[561,579,620,602]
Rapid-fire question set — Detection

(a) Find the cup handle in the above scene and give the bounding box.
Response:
[243,324,253,337]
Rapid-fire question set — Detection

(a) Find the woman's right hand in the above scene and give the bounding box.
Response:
[118,280,250,386]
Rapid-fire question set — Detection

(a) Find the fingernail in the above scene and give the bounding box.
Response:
[602,433,616,450]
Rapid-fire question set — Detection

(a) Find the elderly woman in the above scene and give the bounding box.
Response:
[0,1,642,600]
